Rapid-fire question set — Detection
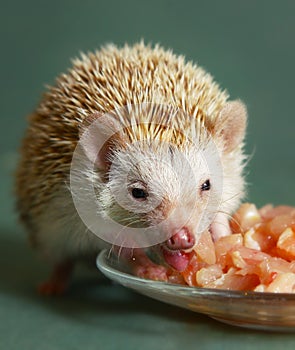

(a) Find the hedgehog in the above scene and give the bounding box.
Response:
[16,42,247,294]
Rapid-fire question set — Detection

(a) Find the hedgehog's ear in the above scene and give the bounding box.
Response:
[217,100,247,152]
[79,112,124,170]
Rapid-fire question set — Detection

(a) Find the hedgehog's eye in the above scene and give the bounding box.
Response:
[131,188,148,201]
[129,181,149,201]
[201,179,211,192]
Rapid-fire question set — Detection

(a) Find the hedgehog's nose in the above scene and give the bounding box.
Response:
[166,227,195,250]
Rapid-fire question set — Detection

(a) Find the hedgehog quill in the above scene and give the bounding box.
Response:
[16,42,247,294]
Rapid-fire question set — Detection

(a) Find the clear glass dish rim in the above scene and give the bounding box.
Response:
[97,249,295,301]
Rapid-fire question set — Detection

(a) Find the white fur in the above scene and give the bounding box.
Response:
[95,134,245,245]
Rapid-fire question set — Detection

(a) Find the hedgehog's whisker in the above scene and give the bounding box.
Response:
[111,217,146,251]
[220,191,245,206]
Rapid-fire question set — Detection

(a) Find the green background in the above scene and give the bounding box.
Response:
[1,0,295,349]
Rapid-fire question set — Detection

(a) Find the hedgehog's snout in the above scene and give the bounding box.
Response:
[165,226,195,250]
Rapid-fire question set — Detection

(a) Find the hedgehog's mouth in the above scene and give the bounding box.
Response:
[160,245,190,272]
[160,217,232,272]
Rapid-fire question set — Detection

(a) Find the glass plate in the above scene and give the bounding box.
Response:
[96,249,295,331]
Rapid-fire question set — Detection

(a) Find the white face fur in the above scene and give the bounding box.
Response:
[97,135,243,243]
[76,100,247,247]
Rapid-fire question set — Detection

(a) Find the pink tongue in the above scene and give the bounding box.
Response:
[162,248,190,272]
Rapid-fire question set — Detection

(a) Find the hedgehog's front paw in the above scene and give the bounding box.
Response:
[37,260,74,296]
[210,212,232,241]
[38,280,68,296]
